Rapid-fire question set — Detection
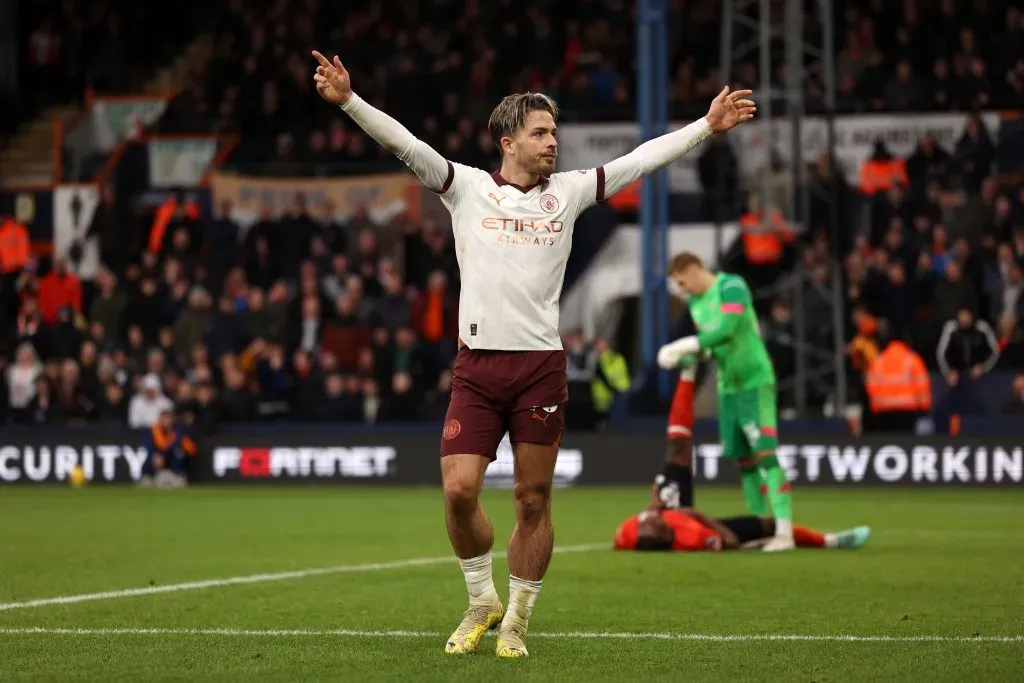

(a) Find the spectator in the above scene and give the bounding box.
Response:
[879,262,915,340]
[87,184,132,276]
[52,358,94,425]
[139,407,195,489]
[78,341,101,399]
[590,338,630,427]
[219,364,254,421]
[697,134,740,219]
[411,270,458,375]
[37,260,82,326]
[905,132,951,196]
[1003,374,1024,414]
[864,332,932,433]
[362,377,381,423]
[127,276,166,344]
[380,371,421,421]
[883,60,927,110]
[859,140,908,196]
[953,115,994,193]
[293,296,323,355]
[932,260,978,325]
[49,306,82,361]
[6,342,42,423]
[289,349,323,418]
[255,343,289,408]
[0,215,30,280]
[315,372,359,421]
[244,286,282,345]
[206,295,246,360]
[25,375,53,425]
[936,308,1000,420]
[89,269,127,341]
[97,382,128,424]
[128,373,174,428]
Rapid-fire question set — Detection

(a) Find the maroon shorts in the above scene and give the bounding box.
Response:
[441,347,569,460]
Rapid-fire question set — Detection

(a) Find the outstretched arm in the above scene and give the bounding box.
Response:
[312,51,453,194]
[600,87,756,200]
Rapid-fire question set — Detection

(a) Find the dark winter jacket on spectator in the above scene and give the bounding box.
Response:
[936,319,1000,375]
[932,276,979,324]
[89,291,126,340]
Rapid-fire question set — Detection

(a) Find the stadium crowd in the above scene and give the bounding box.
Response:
[151,0,1024,175]
[753,113,1024,416]
[0,195,465,428]
[4,0,1024,426]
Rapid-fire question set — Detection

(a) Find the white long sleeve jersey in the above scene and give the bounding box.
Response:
[340,94,713,350]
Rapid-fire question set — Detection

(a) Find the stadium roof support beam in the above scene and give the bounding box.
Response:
[719,0,847,415]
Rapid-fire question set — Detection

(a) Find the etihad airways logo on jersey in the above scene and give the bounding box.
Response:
[481,217,564,246]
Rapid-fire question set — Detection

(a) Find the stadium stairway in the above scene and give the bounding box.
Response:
[0,36,213,187]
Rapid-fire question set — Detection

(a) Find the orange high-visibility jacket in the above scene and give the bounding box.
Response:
[865,341,932,414]
[739,210,794,264]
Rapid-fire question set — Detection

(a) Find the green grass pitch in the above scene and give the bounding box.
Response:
[1,486,1022,681]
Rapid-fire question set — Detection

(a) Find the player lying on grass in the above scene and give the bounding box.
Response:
[613,505,870,552]
[657,252,795,552]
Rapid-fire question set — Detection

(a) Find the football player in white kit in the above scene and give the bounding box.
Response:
[313,49,755,658]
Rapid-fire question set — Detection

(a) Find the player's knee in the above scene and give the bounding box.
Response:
[513,482,551,524]
[667,437,693,467]
[443,479,480,517]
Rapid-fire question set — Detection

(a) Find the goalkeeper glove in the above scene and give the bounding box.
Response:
[657,336,701,370]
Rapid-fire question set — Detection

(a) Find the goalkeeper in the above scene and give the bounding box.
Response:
[656,251,795,552]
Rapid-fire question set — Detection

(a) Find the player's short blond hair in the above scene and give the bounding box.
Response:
[670,252,705,273]
[487,92,559,155]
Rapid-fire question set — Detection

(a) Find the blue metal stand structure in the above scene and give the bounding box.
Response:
[637,0,671,399]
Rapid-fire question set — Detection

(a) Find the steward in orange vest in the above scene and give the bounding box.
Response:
[0,216,30,275]
[859,140,908,195]
[739,206,795,265]
[865,339,931,414]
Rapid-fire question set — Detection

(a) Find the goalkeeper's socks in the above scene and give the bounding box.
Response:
[793,525,826,548]
[740,466,768,516]
[459,553,499,606]
[503,576,542,630]
[758,455,793,535]
[659,461,694,507]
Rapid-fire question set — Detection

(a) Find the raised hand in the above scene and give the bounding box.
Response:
[704,86,757,133]
[312,50,353,106]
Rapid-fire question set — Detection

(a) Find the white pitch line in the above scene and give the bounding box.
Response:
[0,627,1021,644]
[0,543,606,612]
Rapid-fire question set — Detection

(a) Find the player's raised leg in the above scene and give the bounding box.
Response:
[656,366,697,508]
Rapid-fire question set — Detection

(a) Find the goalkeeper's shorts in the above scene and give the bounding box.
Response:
[718,384,778,458]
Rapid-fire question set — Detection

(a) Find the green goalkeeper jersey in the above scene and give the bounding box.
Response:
[688,273,776,395]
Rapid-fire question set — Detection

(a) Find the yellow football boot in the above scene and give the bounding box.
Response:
[495,621,528,658]
[444,602,504,655]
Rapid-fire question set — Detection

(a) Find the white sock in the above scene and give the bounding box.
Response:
[503,576,542,630]
[459,554,498,605]
[774,518,793,539]
[824,533,839,548]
